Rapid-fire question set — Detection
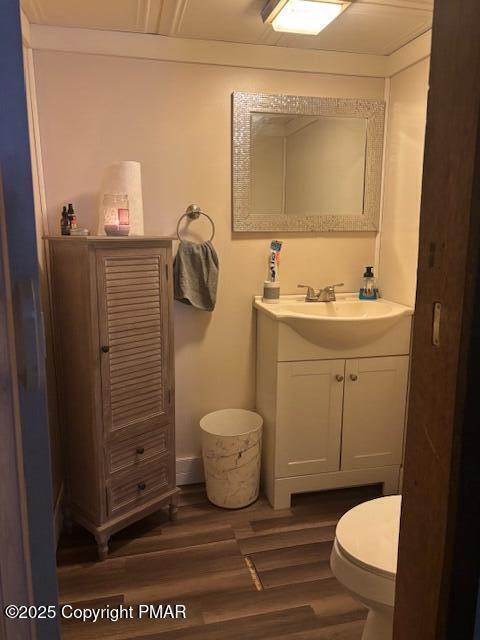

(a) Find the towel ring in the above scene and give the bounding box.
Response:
[176,204,215,242]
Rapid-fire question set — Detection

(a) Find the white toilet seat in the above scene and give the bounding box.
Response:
[335,495,401,579]
[330,495,402,639]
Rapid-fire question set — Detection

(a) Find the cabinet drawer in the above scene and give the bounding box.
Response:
[107,456,172,517]
[107,426,170,474]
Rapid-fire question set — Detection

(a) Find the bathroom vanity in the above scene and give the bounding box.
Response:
[254,294,413,509]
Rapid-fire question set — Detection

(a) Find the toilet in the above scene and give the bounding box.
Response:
[330,495,401,640]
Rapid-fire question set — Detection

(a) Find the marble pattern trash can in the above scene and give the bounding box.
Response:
[200,409,263,509]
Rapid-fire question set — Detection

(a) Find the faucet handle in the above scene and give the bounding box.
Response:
[324,283,345,291]
[319,282,344,302]
[298,284,317,300]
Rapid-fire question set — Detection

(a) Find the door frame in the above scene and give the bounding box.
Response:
[0,178,35,640]
[0,1,60,637]
[394,0,480,637]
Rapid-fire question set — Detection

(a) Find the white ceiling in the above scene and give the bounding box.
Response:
[21,0,434,56]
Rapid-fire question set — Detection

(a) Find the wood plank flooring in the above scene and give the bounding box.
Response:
[57,484,382,639]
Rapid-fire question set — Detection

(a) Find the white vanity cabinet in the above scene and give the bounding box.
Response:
[276,359,344,477]
[342,356,409,470]
[255,298,413,509]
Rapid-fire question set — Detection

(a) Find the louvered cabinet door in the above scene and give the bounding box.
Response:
[95,248,171,438]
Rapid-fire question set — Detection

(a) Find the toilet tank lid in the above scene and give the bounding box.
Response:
[335,495,402,578]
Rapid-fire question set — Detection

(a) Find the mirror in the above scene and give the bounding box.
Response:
[251,113,367,217]
[232,92,385,232]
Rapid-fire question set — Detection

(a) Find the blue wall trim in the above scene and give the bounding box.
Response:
[0,1,60,637]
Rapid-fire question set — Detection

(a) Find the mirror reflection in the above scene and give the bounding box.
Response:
[250,113,367,217]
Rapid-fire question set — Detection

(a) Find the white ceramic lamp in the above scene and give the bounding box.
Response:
[97,161,144,235]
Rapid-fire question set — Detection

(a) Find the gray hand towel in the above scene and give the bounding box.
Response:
[173,240,219,311]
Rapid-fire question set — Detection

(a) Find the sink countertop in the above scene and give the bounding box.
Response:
[253,293,414,322]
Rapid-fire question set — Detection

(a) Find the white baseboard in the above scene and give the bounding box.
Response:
[53,484,64,547]
[176,456,204,486]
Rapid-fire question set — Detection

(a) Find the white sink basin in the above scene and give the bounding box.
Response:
[254,294,413,360]
[254,294,413,323]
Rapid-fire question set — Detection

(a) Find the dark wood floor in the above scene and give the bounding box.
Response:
[57,483,382,639]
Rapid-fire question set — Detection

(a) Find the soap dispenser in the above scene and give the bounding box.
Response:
[359,266,378,300]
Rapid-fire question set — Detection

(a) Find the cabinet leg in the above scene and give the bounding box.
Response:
[273,490,291,510]
[95,533,110,561]
[169,496,178,522]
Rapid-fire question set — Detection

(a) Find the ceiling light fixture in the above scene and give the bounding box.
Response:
[262,0,350,36]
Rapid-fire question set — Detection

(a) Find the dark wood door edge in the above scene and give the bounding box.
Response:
[394,1,480,638]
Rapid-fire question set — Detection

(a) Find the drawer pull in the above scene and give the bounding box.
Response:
[335,374,344,382]
[350,374,358,381]
[136,447,145,455]
[101,345,110,353]
[138,482,146,491]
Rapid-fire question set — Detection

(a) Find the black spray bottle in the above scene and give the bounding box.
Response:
[60,206,70,235]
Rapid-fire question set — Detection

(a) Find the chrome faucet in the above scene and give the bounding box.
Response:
[298,283,344,302]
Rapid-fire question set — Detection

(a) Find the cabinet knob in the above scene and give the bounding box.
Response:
[138,482,146,491]
[101,345,110,353]
[335,374,344,382]
[350,374,358,381]
[136,447,145,455]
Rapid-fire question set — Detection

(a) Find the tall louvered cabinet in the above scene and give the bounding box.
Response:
[46,237,179,559]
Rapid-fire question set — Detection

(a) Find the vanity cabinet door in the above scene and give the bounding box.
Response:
[276,360,345,477]
[341,356,409,471]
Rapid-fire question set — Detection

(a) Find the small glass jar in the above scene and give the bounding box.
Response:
[102,194,130,236]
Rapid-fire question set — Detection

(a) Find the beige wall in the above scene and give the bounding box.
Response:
[33,50,384,459]
[378,58,430,307]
